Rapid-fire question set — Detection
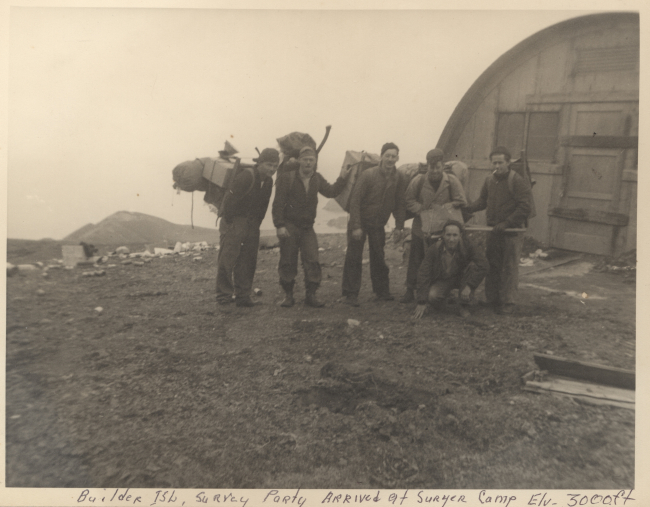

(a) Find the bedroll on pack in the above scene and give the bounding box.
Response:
[202,157,256,216]
[276,132,318,175]
[172,159,210,192]
[334,151,381,212]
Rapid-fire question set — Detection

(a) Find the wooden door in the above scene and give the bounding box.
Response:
[548,102,636,255]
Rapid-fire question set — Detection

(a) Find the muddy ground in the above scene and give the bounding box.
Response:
[6,234,635,489]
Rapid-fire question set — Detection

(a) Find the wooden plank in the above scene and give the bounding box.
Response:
[465,226,527,233]
[548,207,629,226]
[533,353,635,390]
[524,378,634,410]
[560,135,638,149]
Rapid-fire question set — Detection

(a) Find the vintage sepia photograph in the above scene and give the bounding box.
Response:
[3,2,642,502]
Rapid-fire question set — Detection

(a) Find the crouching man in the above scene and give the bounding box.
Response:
[413,220,488,319]
[273,146,353,307]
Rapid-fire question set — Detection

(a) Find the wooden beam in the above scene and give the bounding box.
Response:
[533,353,635,390]
[524,378,634,410]
[465,226,527,233]
[548,207,629,227]
[560,135,638,149]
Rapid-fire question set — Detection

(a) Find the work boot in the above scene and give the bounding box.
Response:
[343,294,360,307]
[305,284,325,308]
[399,289,415,304]
[235,296,256,308]
[280,281,295,307]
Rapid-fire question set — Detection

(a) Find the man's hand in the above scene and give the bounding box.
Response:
[492,222,508,234]
[460,286,473,303]
[413,304,427,319]
[392,228,404,244]
[276,227,290,239]
[351,228,363,241]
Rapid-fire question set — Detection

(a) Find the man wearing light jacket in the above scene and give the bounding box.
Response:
[464,146,532,314]
[342,142,409,306]
[273,146,352,308]
[400,148,467,304]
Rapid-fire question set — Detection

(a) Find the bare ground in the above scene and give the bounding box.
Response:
[5,234,635,488]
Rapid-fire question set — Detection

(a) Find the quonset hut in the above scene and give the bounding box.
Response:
[437,12,638,256]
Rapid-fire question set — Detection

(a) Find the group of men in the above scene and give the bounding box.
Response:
[215,141,532,318]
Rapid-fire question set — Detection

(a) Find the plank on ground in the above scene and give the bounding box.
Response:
[533,353,635,390]
[524,378,634,410]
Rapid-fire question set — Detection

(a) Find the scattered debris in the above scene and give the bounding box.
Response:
[18,264,39,271]
[347,319,360,327]
[115,246,130,255]
[253,288,262,296]
[529,249,549,259]
[94,307,103,313]
[519,258,534,267]
[81,270,106,277]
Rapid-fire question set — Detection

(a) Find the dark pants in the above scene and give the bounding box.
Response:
[485,232,523,306]
[278,223,321,289]
[405,234,427,290]
[342,226,390,297]
[216,216,260,301]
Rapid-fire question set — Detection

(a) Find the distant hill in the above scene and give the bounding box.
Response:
[63,211,222,245]
[323,199,345,213]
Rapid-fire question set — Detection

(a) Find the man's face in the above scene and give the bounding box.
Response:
[258,161,279,179]
[427,161,443,182]
[299,155,316,177]
[490,154,510,176]
[442,225,461,250]
[381,149,399,170]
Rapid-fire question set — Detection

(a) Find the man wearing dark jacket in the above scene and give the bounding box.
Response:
[413,220,488,319]
[464,146,532,314]
[216,148,279,307]
[273,146,352,308]
[342,142,409,306]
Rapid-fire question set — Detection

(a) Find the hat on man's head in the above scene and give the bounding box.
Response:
[426,148,445,165]
[256,148,280,164]
[298,146,317,158]
[381,142,399,156]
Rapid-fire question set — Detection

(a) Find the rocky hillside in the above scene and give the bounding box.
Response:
[63,211,221,245]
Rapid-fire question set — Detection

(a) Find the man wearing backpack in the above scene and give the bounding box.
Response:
[464,146,532,315]
[342,142,409,306]
[216,148,279,307]
[400,148,467,304]
[273,146,353,308]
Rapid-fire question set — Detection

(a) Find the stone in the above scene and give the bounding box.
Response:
[347,319,360,327]
[94,307,103,313]
[18,264,39,271]
[115,246,130,255]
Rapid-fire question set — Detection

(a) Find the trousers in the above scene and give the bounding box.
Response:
[405,234,427,290]
[216,216,260,301]
[485,231,523,306]
[278,223,321,288]
[342,226,390,297]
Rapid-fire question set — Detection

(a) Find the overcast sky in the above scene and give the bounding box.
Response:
[5,5,626,240]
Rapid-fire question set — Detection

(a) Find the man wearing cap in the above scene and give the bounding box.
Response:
[413,220,488,319]
[273,146,353,308]
[342,142,409,306]
[216,148,279,307]
[464,146,532,314]
[400,148,467,304]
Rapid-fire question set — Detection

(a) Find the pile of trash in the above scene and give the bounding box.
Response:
[592,249,636,277]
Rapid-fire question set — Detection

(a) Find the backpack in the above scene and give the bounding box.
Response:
[405,172,460,222]
[507,153,537,221]
[172,159,210,192]
[334,151,381,212]
[203,158,256,216]
[276,132,318,175]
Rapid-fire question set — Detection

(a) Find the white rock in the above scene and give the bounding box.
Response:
[154,248,174,255]
[115,246,130,255]
[318,248,325,252]
[141,251,154,258]
[94,307,103,313]
[173,242,182,253]
[18,264,39,271]
[193,257,203,261]
[35,261,44,268]
[36,289,45,296]
[347,319,360,327]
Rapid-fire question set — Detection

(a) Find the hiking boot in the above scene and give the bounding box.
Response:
[305,283,325,308]
[399,289,415,304]
[343,294,360,307]
[280,281,295,307]
[235,297,256,308]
